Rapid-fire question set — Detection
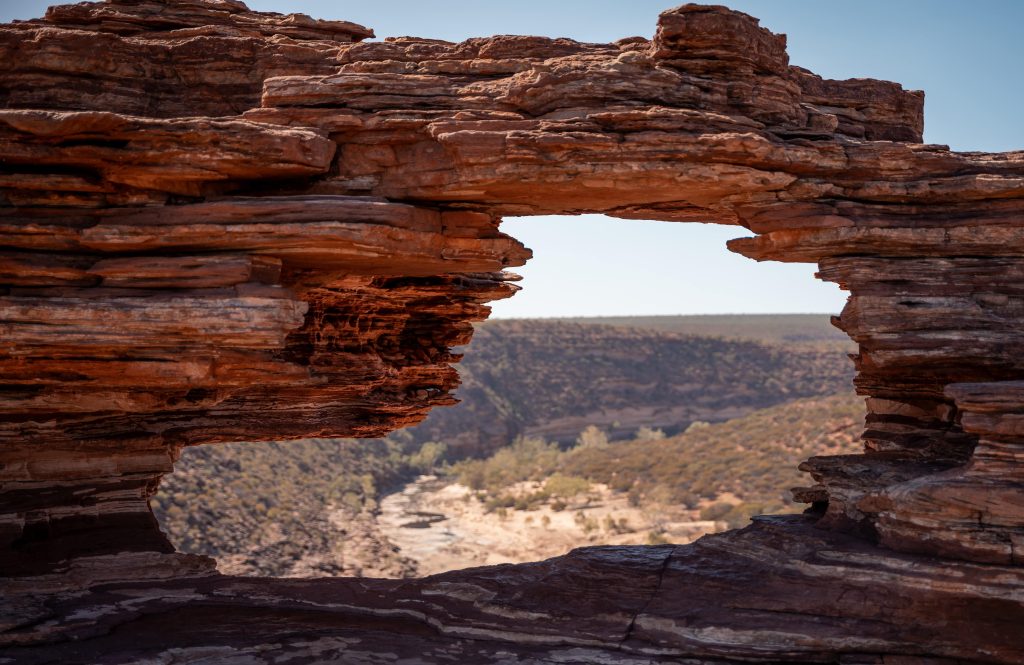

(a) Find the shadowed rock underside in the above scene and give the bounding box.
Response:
[1,1,1022,662]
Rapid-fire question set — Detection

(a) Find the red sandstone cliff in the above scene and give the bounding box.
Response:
[1,2,1023,662]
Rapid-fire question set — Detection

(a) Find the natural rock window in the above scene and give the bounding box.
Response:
[2,2,1022,662]
[153,215,858,578]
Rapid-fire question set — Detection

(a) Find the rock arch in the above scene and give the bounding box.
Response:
[1,2,1022,661]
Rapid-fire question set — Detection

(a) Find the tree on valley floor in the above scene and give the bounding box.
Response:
[408,441,447,472]
[575,425,609,449]
[634,426,666,441]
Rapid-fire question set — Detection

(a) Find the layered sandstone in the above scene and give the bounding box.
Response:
[5,517,1024,664]
[1,1,1023,662]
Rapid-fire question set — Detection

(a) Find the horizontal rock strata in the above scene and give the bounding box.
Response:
[3,518,1022,663]
[1,0,1022,661]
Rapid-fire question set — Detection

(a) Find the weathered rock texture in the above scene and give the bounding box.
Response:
[1,0,1022,662]
[5,517,1024,664]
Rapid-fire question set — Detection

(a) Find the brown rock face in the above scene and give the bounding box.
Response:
[1,1,1022,661]
[4,518,1024,663]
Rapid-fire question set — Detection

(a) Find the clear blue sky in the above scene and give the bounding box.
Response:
[4,1,1021,317]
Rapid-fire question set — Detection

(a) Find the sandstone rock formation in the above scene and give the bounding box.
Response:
[1,1,1022,662]
[6,518,1024,664]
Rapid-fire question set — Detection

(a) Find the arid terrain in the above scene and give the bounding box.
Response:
[379,391,862,575]
[156,315,860,577]
[378,477,714,575]
[557,313,853,347]
[406,316,854,456]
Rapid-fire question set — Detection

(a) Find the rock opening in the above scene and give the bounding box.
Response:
[2,2,1023,661]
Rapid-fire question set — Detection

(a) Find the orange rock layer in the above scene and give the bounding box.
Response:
[1,1,1023,661]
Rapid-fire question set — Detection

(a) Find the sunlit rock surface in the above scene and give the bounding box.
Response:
[1,1,1022,661]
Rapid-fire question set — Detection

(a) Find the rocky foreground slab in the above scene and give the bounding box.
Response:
[3,518,1023,664]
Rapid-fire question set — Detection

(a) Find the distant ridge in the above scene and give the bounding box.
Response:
[487,313,852,348]
[413,318,855,457]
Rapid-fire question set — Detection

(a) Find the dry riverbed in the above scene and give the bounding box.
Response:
[377,475,720,576]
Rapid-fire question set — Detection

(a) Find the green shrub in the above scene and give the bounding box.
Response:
[543,474,590,498]
[700,502,734,522]
[408,441,447,472]
[634,426,666,441]
[575,425,609,449]
[646,531,670,545]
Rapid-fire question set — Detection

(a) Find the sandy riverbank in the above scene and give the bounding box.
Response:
[377,475,720,576]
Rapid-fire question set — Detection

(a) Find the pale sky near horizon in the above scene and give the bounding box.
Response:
[3,1,1021,318]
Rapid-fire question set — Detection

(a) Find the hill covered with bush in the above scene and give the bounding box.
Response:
[154,315,858,575]
[153,434,439,577]
[450,392,864,528]
[409,318,854,457]
[557,313,852,348]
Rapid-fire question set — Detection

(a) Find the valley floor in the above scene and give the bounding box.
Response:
[377,476,718,576]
